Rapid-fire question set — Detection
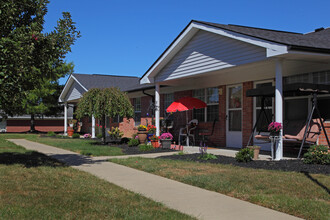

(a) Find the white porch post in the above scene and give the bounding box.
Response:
[155,83,160,136]
[275,59,283,160]
[92,115,96,138]
[64,102,68,135]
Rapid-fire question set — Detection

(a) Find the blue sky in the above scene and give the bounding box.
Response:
[44,0,330,84]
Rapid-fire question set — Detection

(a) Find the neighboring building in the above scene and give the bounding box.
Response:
[60,21,330,161]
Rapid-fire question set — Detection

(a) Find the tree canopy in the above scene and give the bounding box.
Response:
[76,88,134,143]
[0,0,80,117]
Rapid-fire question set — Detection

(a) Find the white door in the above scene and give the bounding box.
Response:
[226,85,242,148]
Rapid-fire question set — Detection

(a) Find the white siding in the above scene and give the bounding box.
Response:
[156,30,266,82]
[64,81,85,102]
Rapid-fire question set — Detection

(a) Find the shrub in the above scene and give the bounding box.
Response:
[121,137,130,144]
[47,131,56,137]
[128,138,139,147]
[72,133,80,139]
[107,127,123,140]
[235,148,254,162]
[96,134,103,139]
[198,153,217,160]
[138,143,154,152]
[303,145,330,165]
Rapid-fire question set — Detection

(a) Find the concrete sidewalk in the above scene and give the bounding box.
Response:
[8,139,299,220]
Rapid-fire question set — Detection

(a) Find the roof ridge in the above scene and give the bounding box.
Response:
[73,73,139,78]
[227,24,302,35]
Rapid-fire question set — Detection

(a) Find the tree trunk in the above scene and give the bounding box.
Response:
[30,114,36,133]
[102,114,106,144]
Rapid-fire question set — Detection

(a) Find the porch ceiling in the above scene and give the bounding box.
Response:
[157,54,330,90]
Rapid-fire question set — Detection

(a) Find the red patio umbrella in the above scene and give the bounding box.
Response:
[166,97,207,123]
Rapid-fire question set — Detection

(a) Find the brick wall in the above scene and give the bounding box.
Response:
[318,122,330,145]
[6,119,64,132]
[242,82,253,146]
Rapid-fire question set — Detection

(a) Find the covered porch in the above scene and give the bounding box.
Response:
[141,21,330,160]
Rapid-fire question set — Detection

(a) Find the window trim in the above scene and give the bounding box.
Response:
[193,87,219,122]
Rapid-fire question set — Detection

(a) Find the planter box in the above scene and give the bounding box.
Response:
[160,139,171,149]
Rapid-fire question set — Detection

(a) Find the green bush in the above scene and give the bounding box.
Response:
[96,134,103,139]
[72,133,80,139]
[128,138,139,147]
[235,148,254,162]
[138,144,154,152]
[46,131,56,137]
[198,153,217,160]
[303,145,330,165]
[121,137,130,144]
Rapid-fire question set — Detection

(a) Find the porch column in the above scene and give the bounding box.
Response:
[155,83,160,136]
[92,115,96,138]
[275,59,283,160]
[64,102,68,135]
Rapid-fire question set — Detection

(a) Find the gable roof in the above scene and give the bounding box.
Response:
[196,20,330,52]
[140,20,330,84]
[59,73,153,102]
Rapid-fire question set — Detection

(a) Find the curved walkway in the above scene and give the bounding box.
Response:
[8,139,299,220]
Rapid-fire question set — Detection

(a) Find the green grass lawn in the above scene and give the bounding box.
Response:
[0,135,194,219]
[1,133,124,156]
[111,157,330,220]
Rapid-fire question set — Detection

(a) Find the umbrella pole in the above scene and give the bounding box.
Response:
[186,111,189,146]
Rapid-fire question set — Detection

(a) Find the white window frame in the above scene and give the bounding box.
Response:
[134,97,141,126]
[193,87,219,122]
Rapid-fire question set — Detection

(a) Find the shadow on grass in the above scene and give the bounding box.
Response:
[302,171,330,195]
[0,151,66,168]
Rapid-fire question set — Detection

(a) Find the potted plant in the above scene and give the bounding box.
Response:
[67,127,74,137]
[150,135,160,148]
[137,125,148,144]
[247,145,261,160]
[159,132,173,149]
[147,124,156,141]
[268,122,282,136]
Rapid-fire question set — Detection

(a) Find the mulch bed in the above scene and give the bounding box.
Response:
[158,153,330,175]
[115,144,176,155]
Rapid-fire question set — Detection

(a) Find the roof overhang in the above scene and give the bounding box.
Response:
[58,74,88,103]
[140,20,289,84]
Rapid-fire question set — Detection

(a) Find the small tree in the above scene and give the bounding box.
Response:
[76,88,134,144]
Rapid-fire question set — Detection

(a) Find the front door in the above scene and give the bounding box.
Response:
[226,85,242,148]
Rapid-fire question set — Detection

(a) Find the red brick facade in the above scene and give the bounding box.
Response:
[319,122,330,145]
[242,82,253,146]
[6,119,64,132]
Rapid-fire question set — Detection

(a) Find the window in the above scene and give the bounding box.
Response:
[164,93,174,114]
[193,87,219,122]
[255,82,273,132]
[133,98,141,126]
[285,98,308,121]
[113,115,123,123]
[314,96,330,121]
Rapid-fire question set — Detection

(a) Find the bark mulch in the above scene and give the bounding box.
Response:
[116,145,176,155]
[158,153,330,175]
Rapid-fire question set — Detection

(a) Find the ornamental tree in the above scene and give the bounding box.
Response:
[76,88,134,144]
[0,0,80,117]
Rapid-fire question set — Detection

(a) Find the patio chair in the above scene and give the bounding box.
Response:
[179,119,198,146]
[198,118,218,146]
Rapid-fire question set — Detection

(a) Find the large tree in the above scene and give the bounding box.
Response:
[22,80,64,132]
[0,0,80,117]
[76,88,134,144]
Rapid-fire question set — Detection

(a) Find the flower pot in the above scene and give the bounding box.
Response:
[151,140,159,148]
[67,127,74,137]
[248,146,261,160]
[160,139,171,149]
[137,131,148,144]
